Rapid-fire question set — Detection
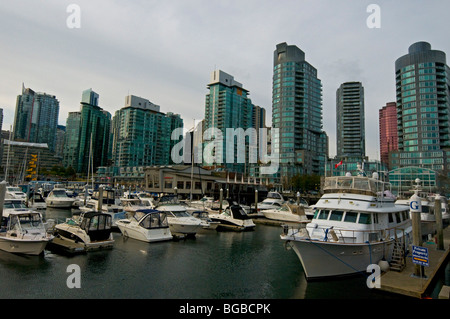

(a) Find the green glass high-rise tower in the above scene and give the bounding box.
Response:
[272,42,328,181]
[111,95,183,167]
[392,42,450,171]
[62,89,111,174]
[203,70,262,173]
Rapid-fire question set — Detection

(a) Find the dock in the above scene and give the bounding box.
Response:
[379,225,450,299]
[47,237,87,255]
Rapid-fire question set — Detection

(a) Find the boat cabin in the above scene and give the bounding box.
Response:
[79,212,113,242]
[224,204,252,220]
[1,211,46,235]
[132,209,169,229]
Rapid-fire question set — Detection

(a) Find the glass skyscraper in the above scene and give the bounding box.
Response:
[392,42,450,171]
[111,95,183,167]
[13,85,59,152]
[62,89,111,173]
[336,81,365,160]
[272,42,327,181]
[203,70,261,174]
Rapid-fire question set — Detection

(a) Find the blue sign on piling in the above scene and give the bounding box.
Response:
[412,245,429,267]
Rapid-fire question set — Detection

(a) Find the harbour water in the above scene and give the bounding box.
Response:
[0,208,446,299]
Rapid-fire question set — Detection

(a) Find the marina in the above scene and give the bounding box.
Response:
[0,180,449,300]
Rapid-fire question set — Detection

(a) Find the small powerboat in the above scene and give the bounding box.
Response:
[209,203,255,231]
[0,210,53,255]
[262,203,310,224]
[46,188,77,208]
[155,195,205,236]
[54,212,114,250]
[116,209,173,243]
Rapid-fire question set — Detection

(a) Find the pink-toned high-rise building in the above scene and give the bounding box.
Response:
[379,102,398,167]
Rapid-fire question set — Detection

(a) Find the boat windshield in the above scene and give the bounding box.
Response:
[9,213,45,232]
[51,190,68,197]
[3,201,28,209]
[139,212,169,229]
[158,195,180,205]
[170,211,191,218]
[267,192,282,199]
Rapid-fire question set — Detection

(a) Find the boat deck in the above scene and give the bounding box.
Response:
[379,225,450,298]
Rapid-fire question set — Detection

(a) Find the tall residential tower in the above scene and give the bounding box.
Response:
[336,82,365,161]
[13,85,60,152]
[392,42,450,171]
[272,42,328,181]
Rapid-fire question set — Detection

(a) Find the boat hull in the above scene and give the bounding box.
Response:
[263,211,304,223]
[117,223,172,243]
[0,236,49,255]
[282,237,394,280]
[46,199,75,208]
[168,221,203,235]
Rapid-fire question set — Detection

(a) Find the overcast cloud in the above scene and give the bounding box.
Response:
[1,0,449,159]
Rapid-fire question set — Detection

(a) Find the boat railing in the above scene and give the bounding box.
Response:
[282,223,409,245]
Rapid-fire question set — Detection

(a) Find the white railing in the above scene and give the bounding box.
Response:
[282,224,409,245]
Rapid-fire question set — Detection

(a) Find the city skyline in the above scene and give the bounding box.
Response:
[1,1,450,160]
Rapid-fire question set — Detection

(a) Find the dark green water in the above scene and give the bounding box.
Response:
[0,208,417,299]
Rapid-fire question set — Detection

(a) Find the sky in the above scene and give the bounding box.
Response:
[1,0,449,160]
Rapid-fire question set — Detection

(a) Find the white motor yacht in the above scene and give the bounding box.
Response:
[46,188,77,208]
[191,211,220,230]
[209,203,256,231]
[116,209,173,243]
[5,186,27,201]
[0,209,53,255]
[54,211,114,250]
[281,172,412,280]
[252,191,286,216]
[155,195,205,236]
[262,203,310,224]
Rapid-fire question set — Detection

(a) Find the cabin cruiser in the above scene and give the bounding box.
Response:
[0,209,53,255]
[191,211,220,230]
[116,209,173,243]
[54,212,114,250]
[262,203,310,224]
[5,186,27,201]
[251,191,286,216]
[154,195,205,236]
[80,188,126,227]
[209,202,256,231]
[27,192,46,210]
[46,188,77,208]
[189,196,215,210]
[136,192,155,206]
[281,172,412,280]
[121,198,154,214]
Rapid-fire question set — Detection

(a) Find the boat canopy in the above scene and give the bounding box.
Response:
[228,205,251,220]
[80,212,112,241]
[133,209,169,229]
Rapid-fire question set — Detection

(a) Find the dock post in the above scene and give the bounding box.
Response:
[255,189,258,214]
[0,181,6,221]
[97,186,103,212]
[409,189,423,277]
[434,194,444,250]
[219,188,223,213]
